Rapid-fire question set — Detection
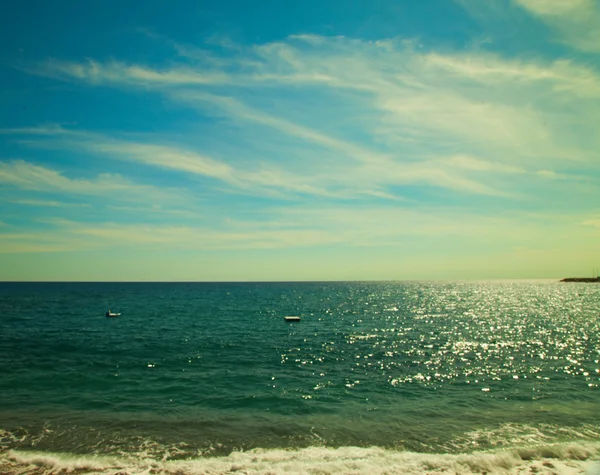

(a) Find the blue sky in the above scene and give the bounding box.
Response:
[1,0,599,281]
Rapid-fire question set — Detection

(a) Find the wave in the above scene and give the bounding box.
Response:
[1,443,600,475]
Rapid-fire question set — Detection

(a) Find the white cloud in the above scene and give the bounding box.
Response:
[4,127,336,198]
[14,34,600,213]
[32,35,598,166]
[514,0,600,52]
[32,59,229,86]
[422,53,600,98]
[0,208,549,254]
[171,93,520,196]
[5,123,508,198]
[85,141,236,182]
[0,159,185,204]
[456,0,600,52]
[441,155,524,174]
[171,92,383,165]
[0,218,343,253]
[514,0,593,16]
[33,35,600,100]
[0,160,129,193]
[9,199,91,207]
[0,229,96,253]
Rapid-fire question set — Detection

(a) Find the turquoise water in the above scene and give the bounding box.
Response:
[0,281,599,473]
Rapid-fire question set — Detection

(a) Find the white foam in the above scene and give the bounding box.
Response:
[2,443,599,475]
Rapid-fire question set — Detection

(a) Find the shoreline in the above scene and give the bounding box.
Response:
[2,443,600,475]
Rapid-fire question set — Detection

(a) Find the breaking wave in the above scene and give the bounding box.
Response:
[1,443,600,475]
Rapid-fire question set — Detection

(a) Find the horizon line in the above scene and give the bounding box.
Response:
[0,278,565,284]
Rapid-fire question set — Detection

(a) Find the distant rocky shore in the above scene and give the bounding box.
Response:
[560,277,600,282]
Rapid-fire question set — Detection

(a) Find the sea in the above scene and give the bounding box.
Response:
[0,281,599,474]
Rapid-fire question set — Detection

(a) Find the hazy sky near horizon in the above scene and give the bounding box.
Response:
[1,0,599,281]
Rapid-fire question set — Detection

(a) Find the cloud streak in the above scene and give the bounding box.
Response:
[29,34,599,168]
[7,122,520,201]
[2,204,598,257]
[9,199,91,208]
[4,127,336,198]
[0,159,178,200]
[514,0,600,52]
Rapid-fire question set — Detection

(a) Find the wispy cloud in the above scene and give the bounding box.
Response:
[4,126,336,198]
[0,159,167,198]
[30,60,230,86]
[0,218,342,253]
[422,52,600,98]
[9,199,91,208]
[458,0,600,54]
[29,35,598,168]
[3,205,597,255]
[171,92,510,196]
[514,0,600,52]
[4,122,518,199]
[171,91,384,165]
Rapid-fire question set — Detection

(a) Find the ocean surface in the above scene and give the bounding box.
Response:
[0,281,599,474]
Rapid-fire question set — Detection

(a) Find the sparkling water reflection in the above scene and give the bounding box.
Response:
[0,281,598,457]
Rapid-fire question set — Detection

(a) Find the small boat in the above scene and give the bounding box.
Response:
[284,316,301,322]
[105,310,121,318]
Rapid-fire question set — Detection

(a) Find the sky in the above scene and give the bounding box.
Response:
[1,0,599,281]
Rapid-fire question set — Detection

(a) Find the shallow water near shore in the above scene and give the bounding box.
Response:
[1,281,599,473]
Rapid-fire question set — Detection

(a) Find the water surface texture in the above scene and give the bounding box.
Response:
[0,281,599,473]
